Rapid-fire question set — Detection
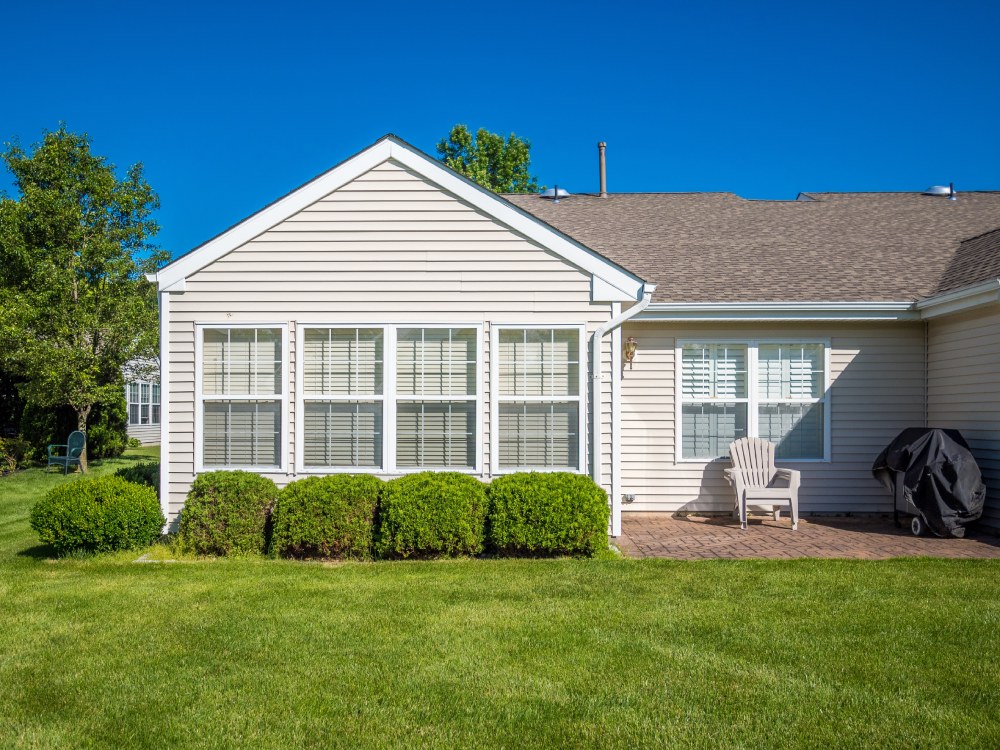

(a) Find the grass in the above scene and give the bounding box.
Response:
[1,450,999,749]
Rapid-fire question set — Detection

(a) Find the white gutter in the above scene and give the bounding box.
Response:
[591,285,655,532]
[915,278,1000,318]
[636,301,918,322]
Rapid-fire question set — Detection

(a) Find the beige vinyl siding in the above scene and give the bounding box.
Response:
[928,305,1000,530]
[162,159,613,523]
[619,321,926,514]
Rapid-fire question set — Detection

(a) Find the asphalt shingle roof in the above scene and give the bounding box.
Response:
[503,191,1000,303]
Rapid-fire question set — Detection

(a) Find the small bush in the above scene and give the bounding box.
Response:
[115,462,159,491]
[176,471,278,556]
[271,475,382,559]
[30,476,164,555]
[487,472,610,556]
[376,472,487,559]
[0,436,31,476]
[127,437,142,449]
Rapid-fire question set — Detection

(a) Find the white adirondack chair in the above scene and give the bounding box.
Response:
[724,437,800,530]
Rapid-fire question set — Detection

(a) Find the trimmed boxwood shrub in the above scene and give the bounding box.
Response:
[30,476,164,555]
[487,472,610,556]
[115,462,159,491]
[376,472,487,559]
[176,471,278,556]
[271,474,382,559]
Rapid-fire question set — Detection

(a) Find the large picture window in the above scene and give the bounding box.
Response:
[200,326,284,469]
[679,341,828,460]
[495,327,583,470]
[296,325,480,472]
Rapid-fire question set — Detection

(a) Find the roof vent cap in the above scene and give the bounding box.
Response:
[923,184,957,200]
[539,185,571,203]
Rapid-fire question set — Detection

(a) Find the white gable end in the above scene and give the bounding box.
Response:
[155,136,645,301]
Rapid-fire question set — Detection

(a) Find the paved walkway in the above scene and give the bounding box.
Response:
[617,513,1000,560]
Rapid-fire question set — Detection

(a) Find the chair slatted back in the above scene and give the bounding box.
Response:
[729,437,776,488]
[67,431,86,459]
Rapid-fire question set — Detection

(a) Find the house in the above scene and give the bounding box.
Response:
[123,359,160,445]
[148,135,1000,534]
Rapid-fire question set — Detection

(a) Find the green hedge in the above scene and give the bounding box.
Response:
[487,472,609,557]
[375,472,487,559]
[30,476,164,555]
[271,475,382,559]
[176,471,278,556]
[114,462,159,491]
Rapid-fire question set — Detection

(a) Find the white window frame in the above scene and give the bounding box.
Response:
[295,323,484,475]
[490,324,587,475]
[126,380,160,426]
[675,338,831,463]
[195,323,289,473]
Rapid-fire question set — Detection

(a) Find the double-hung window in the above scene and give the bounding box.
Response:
[302,327,384,469]
[679,341,828,460]
[396,328,477,469]
[200,326,284,469]
[495,327,583,470]
[127,382,160,426]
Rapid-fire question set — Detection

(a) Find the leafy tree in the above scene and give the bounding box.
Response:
[436,124,540,194]
[0,126,167,469]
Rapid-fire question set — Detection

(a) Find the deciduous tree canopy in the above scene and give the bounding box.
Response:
[436,124,540,194]
[0,126,168,467]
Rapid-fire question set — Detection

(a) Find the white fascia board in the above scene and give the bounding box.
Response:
[153,136,646,302]
[636,301,920,322]
[915,279,1000,319]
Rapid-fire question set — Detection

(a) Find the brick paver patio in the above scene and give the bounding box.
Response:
[617,513,1000,560]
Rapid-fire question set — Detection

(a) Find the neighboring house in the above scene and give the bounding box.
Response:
[123,359,160,445]
[147,135,1000,533]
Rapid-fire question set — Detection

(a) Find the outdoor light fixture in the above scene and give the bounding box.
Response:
[623,337,638,369]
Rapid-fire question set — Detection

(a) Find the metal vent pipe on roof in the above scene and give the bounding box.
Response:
[923,183,958,200]
[598,141,607,197]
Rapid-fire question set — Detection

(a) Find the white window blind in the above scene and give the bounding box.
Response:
[302,328,384,468]
[497,328,581,469]
[395,328,477,469]
[680,341,827,460]
[200,327,283,468]
[757,343,825,459]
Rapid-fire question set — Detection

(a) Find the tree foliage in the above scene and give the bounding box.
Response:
[436,124,540,194]
[0,126,167,467]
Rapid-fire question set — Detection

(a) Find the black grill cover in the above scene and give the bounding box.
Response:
[872,428,986,538]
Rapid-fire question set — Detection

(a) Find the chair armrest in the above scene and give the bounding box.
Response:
[724,468,747,495]
[48,444,67,457]
[774,468,801,491]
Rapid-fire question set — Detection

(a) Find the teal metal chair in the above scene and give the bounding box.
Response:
[47,431,86,474]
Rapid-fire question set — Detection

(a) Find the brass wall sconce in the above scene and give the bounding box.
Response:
[623,337,638,369]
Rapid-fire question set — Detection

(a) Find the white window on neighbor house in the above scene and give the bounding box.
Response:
[301,327,384,469]
[679,341,828,461]
[198,326,285,470]
[127,381,160,426]
[395,327,478,470]
[494,326,584,471]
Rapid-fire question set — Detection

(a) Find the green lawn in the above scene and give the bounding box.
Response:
[1,451,998,749]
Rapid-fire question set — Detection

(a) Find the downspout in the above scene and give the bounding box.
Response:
[591,285,654,535]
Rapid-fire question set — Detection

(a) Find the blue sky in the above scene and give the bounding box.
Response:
[2,0,998,258]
